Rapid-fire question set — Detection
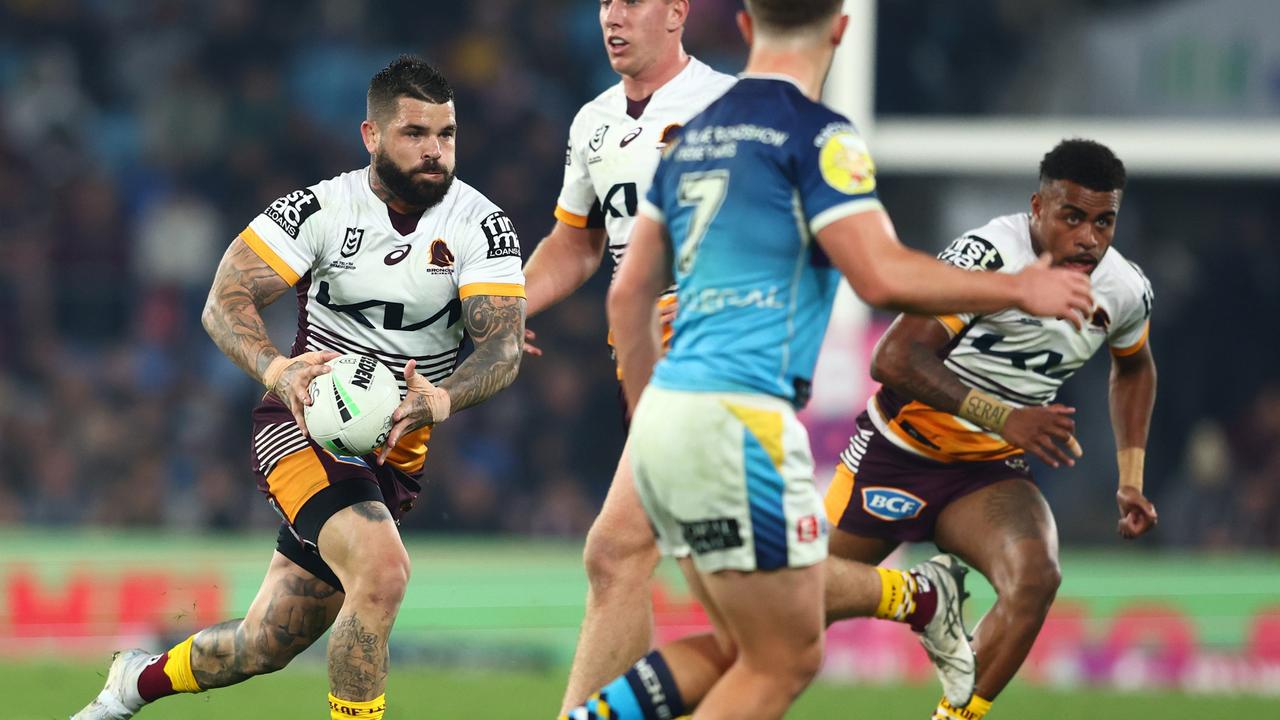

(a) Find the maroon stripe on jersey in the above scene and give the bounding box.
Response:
[290,272,313,357]
[308,323,463,363]
[944,360,1048,406]
[626,95,652,120]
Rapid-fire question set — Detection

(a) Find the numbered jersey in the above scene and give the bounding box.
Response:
[555,57,735,270]
[240,167,525,472]
[863,213,1153,463]
[643,75,884,407]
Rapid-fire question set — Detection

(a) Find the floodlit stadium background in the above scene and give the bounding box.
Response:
[2,0,1280,716]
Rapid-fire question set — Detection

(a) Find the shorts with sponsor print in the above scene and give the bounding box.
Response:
[628,386,828,574]
[824,412,1034,544]
[251,393,422,590]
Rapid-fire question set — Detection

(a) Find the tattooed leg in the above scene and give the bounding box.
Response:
[317,501,411,701]
[933,478,1061,700]
[190,551,344,689]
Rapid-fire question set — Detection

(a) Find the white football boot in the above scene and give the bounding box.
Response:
[70,649,151,719]
[912,554,976,708]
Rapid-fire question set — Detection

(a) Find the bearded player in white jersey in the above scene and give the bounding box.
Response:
[521,0,736,710]
[823,139,1158,720]
[73,56,526,720]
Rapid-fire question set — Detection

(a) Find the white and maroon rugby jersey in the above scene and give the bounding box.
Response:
[239,167,524,472]
[862,212,1153,463]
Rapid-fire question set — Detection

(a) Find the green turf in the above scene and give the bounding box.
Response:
[17,661,1278,720]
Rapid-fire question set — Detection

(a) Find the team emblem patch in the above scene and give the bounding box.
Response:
[480,211,521,259]
[818,132,876,195]
[429,239,454,268]
[861,487,927,521]
[265,189,321,239]
[589,124,610,152]
[340,227,364,258]
[938,235,1004,271]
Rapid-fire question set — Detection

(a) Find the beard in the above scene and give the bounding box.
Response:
[373,151,455,210]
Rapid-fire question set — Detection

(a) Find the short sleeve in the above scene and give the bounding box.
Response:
[797,119,884,234]
[932,232,1010,334]
[458,208,526,300]
[553,117,604,229]
[1110,263,1154,356]
[240,187,326,286]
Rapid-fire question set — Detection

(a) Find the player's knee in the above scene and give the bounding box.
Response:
[582,523,659,592]
[344,547,411,610]
[743,635,823,697]
[1002,556,1061,616]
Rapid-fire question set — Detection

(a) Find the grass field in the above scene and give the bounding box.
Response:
[16,661,1278,720]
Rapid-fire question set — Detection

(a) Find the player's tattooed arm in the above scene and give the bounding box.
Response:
[873,313,1080,467]
[440,294,526,412]
[203,239,336,430]
[870,314,971,413]
[202,238,292,382]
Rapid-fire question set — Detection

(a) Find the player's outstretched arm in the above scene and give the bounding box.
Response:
[873,314,1081,468]
[523,221,608,317]
[202,238,337,433]
[1109,342,1158,539]
[607,214,673,413]
[816,211,1094,326]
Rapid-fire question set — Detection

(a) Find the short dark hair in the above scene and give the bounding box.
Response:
[367,55,453,123]
[1039,139,1127,193]
[744,0,843,32]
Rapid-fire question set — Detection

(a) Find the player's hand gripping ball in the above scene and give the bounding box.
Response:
[303,353,400,457]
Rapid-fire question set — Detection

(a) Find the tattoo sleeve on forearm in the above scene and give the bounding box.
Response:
[439,294,525,413]
[202,239,292,383]
[892,337,972,415]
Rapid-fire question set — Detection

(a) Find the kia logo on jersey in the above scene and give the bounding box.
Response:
[861,487,927,521]
[341,228,364,258]
[620,127,642,147]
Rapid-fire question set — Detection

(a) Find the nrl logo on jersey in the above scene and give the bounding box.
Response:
[341,227,365,258]
[589,123,610,152]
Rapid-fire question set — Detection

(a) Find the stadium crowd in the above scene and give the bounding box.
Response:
[2,0,1278,548]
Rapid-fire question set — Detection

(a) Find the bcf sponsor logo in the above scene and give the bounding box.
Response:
[861,487,927,521]
[796,514,824,543]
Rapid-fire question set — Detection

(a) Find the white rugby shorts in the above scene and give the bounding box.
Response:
[628,386,828,573]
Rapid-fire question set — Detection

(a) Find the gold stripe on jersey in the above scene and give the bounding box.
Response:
[873,395,1022,463]
[1110,321,1150,357]
[824,463,857,525]
[385,426,432,475]
[266,448,331,521]
[459,282,526,300]
[936,315,967,337]
[554,205,590,229]
[240,226,301,286]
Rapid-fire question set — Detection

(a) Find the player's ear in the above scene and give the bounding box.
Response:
[831,12,849,47]
[361,119,378,155]
[1030,191,1043,219]
[736,10,753,45]
[667,0,689,32]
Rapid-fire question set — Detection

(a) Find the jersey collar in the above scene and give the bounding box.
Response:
[737,72,806,95]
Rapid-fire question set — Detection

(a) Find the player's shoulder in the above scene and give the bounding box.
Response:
[1095,245,1153,305]
[670,56,737,100]
[444,177,504,221]
[570,83,625,135]
[938,214,1035,273]
[257,167,366,239]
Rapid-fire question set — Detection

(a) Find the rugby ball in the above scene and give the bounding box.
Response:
[304,353,400,457]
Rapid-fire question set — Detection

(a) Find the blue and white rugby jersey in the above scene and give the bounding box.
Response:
[640,75,883,407]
